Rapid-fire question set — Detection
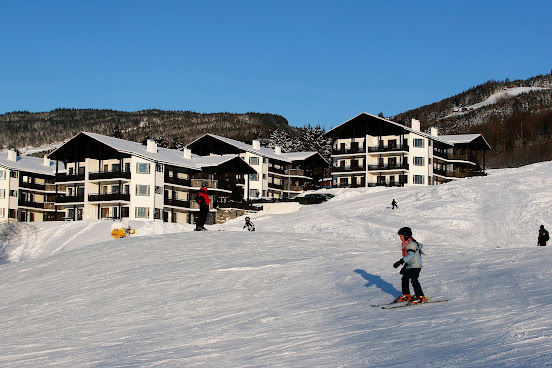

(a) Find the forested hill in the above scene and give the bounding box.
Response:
[0,109,294,152]
[392,73,552,168]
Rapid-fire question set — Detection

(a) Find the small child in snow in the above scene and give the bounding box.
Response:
[393,227,426,304]
[243,216,255,231]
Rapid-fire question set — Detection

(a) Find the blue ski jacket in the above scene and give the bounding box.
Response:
[403,240,423,269]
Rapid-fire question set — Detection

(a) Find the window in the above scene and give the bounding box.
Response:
[0,208,5,218]
[10,171,18,178]
[68,167,74,175]
[249,189,259,198]
[250,173,259,181]
[414,157,425,166]
[414,175,425,184]
[111,185,120,194]
[136,185,150,196]
[156,164,164,172]
[9,190,17,197]
[249,157,259,165]
[413,139,424,148]
[154,208,161,219]
[136,163,150,174]
[125,163,131,172]
[0,189,4,199]
[155,186,163,194]
[135,207,149,218]
[0,170,5,180]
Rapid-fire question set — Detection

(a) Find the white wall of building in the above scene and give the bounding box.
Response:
[0,168,10,220]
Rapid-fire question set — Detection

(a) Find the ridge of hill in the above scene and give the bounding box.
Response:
[0,109,295,153]
[393,73,552,168]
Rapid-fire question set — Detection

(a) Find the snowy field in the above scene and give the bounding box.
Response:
[1,161,552,367]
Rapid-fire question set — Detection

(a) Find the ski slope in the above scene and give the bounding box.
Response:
[1,161,552,367]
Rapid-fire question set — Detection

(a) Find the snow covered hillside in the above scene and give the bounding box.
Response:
[1,161,552,367]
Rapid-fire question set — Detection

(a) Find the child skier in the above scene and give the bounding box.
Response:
[243,216,255,231]
[392,227,426,304]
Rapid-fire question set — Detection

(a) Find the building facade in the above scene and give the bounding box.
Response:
[47,132,255,223]
[186,134,329,200]
[326,113,490,187]
[0,150,60,222]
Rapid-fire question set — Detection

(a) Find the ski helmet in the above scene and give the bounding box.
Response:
[245,216,250,221]
[397,227,412,240]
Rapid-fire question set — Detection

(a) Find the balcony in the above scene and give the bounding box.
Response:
[164,197,190,208]
[332,164,366,173]
[88,193,131,202]
[165,176,192,187]
[20,182,46,191]
[367,163,409,171]
[368,144,409,153]
[89,170,131,181]
[367,181,405,188]
[56,173,85,182]
[18,199,45,209]
[56,195,85,203]
[332,146,366,155]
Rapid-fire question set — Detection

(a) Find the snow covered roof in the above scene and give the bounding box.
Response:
[281,151,329,165]
[437,134,492,149]
[48,132,202,171]
[0,151,63,176]
[327,112,493,149]
[187,134,293,162]
[327,112,453,146]
[191,154,243,168]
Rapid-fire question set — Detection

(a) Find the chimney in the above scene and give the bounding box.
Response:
[252,140,261,150]
[147,139,157,153]
[431,127,439,136]
[43,155,51,167]
[411,119,421,131]
[275,146,282,155]
[183,148,192,160]
[7,149,17,162]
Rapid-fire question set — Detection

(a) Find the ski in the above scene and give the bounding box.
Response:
[371,296,433,308]
[382,299,448,310]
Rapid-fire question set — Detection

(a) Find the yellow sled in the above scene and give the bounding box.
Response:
[111,221,135,239]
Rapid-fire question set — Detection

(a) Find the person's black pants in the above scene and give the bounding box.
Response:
[402,268,424,297]
[197,205,209,229]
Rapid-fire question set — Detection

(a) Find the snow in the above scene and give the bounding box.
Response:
[449,86,551,117]
[1,161,552,367]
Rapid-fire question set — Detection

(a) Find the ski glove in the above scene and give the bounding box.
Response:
[393,259,404,268]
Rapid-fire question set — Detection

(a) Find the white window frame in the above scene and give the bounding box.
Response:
[414,175,425,184]
[135,207,150,219]
[250,173,259,181]
[413,138,424,148]
[414,157,425,166]
[136,163,151,174]
[0,170,5,180]
[136,185,150,196]
[249,157,259,165]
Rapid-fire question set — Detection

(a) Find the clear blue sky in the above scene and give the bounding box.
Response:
[1,1,550,130]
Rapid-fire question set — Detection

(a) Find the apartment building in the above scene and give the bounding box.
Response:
[0,150,61,222]
[326,113,490,187]
[47,132,255,223]
[186,134,328,200]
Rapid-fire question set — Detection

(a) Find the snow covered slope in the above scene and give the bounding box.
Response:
[1,161,552,367]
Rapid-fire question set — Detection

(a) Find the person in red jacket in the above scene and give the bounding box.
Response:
[195,181,210,231]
